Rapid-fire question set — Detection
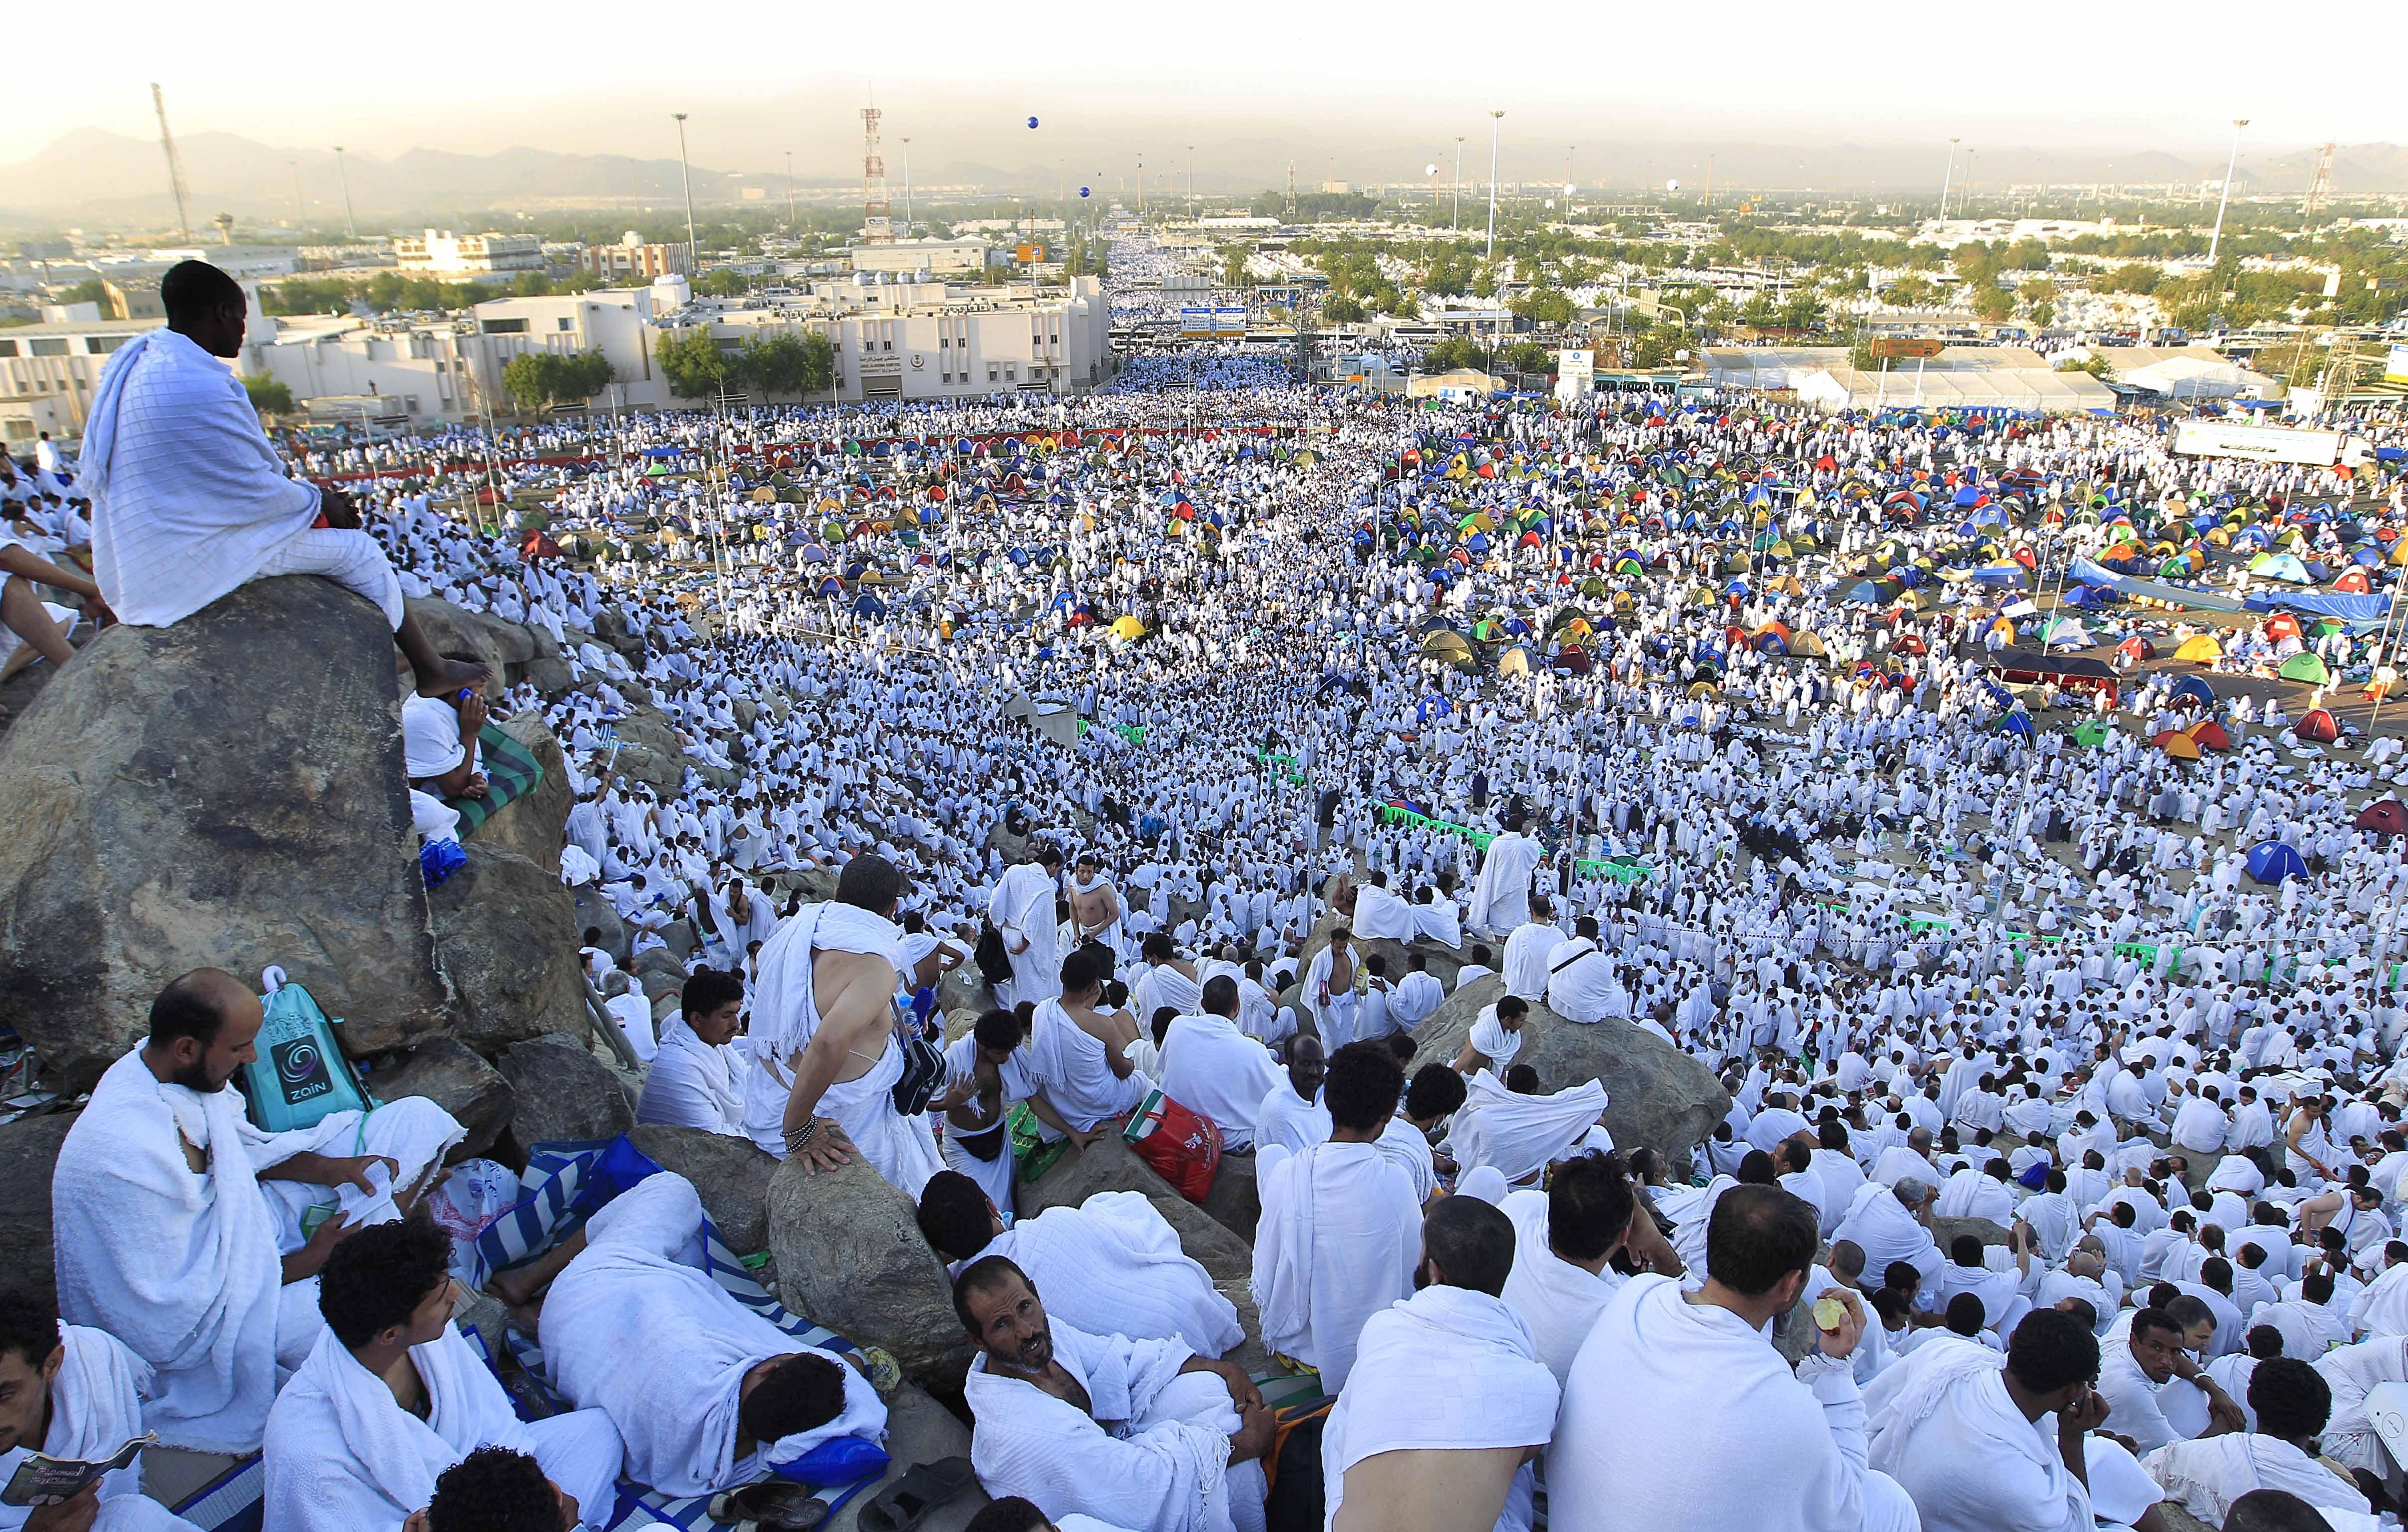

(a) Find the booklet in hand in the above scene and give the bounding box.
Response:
[0,1433,152,1506]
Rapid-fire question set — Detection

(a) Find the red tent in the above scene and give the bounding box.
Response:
[2295,708,2341,743]
[2266,613,2305,644]
[2336,566,2374,594]
[2356,799,2408,837]
[2117,635,2155,663]
[518,529,563,561]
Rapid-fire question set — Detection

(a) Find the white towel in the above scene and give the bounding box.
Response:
[987,1193,1243,1358]
[79,328,322,627]
[0,1326,197,1532]
[1031,999,1147,1132]
[1443,1070,1609,1185]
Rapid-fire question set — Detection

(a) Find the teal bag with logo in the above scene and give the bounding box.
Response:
[237,969,375,1134]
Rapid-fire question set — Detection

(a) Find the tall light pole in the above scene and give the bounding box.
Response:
[1937,137,1959,221]
[333,145,357,239]
[1453,136,1465,229]
[1485,111,1504,260]
[671,112,699,276]
[901,138,913,229]
[784,150,796,229]
[2208,118,2249,265]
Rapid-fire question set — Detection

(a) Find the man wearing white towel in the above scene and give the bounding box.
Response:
[51,969,465,1457]
[991,846,1066,1008]
[1498,1153,1633,1384]
[636,969,749,1136]
[0,1291,202,1532]
[1252,1039,1332,1157]
[77,262,481,699]
[1320,1196,1560,1532]
[1029,948,1147,1138]
[1155,977,1283,1152]
[263,1221,624,1532]
[1468,818,1544,940]
[1349,871,1416,943]
[1551,1183,1923,1532]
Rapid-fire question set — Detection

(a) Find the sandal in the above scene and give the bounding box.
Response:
[853,1457,978,1532]
[708,1481,829,1532]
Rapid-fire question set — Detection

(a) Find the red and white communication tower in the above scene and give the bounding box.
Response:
[862,107,894,244]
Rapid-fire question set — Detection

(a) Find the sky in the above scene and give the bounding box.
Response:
[8,0,2394,183]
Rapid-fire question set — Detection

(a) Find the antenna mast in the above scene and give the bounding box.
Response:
[152,82,192,241]
[861,107,893,244]
[2302,141,2336,228]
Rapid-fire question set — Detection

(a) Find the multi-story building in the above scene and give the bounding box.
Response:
[849,239,988,276]
[394,231,544,275]
[578,240,690,283]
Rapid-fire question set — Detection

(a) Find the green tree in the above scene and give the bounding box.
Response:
[656,326,732,397]
[1219,244,1253,287]
[729,332,833,398]
[1502,340,1553,375]
[2003,238,2052,272]
[1510,286,1575,326]
[1321,294,1366,324]
[1470,265,1497,299]
[58,278,109,308]
[695,268,750,299]
[1778,293,1827,332]
[2055,353,2113,379]
[510,271,557,297]
[500,350,614,412]
[1973,284,2015,323]
[241,373,294,416]
[2103,263,2161,296]
[1883,274,1939,308]
[2030,301,2055,328]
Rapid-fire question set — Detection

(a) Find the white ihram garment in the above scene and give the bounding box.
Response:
[1496,1189,1622,1386]
[1249,1142,1419,1391]
[1864,1338,2089,1532]
[1468,832,1543,937]
[1156,1013,1283,1151]
[977,1192,1243,1357]
[991,862,1064,1005]
[1351,884,1416,942]
[1442,1070,1608,1185]
[0,1326,199,1532]
[1031,998,1148,1133]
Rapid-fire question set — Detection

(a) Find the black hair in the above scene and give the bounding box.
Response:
[1704,1184,1820,1298]
[2225,1489,2346,1532]
[952,1255,1033,1338]
[1141,933,1175,963]
[161,259,244,329]
[682,967,745,1022]
[1951,1234,1983,1268]
[2246,1324,2287,1361]
[915,1171,995,1263]
[973,1008,1022,1053]
[964,1498,1052,1532]
[1736,1149,1779,1185]
[2129,1306,2184,1347]
[1503,1063,1540,1094]
[318,1218,452,1348]
[1405,1063,1467,1122]
[424,1447,562,1532]
[835,852,901,914]
[1944,1292,1986,1336]
[2249,1358,2332,1441]
[1422,1195,1516,1297]
[1323,1041,1406,1134]
[1201,975,1239,1016]
[2005,1308,2099,1394]
[1059,946,1107,996]
[1548,1154,1635,1262]
[1496,995,1529,1020]
[735,1351,847,1448]
[0,1290,60,1372]
[148,970,230,1050]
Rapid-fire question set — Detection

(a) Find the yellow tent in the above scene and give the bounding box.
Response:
[1790,630,1829,657]
[1110,615,1146,641]
[2173,634,2222,663]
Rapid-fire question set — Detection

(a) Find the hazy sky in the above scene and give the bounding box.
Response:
[9,0,2393,179]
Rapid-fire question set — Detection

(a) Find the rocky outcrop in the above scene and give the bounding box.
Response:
[430,844,588,1049]
[627,1123,778,1255]
[604,708,688,801]
[475,713,570,877]
[0,1112,76,1305]
[1200,1153,1261,1244]
[766,1155,969,1381]
[494,1036,635,1149]
[405,597,540,689]
[370,1038,514,1161]
[0,576,452,1089]
[569,888,627,964]
[1021,1136,1253,1283]
[1412,976,1729,1168]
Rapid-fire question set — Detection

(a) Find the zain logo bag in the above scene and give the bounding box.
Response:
[238,971,376,1134]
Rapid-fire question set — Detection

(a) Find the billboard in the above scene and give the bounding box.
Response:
[1870,336,1945,361]
[1179,306,1248,339]
[2388,344,2408,384]
[2172,420,2340,466]
[1558,349,1594,376]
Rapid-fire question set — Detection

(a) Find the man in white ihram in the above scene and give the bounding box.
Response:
[77,260,482,700]
[1550,1183,1922,1532]
[991,845,1066,1008]
[741,853,946,1197]
[1155,976,1283,1152]
[1467,816,1545,940]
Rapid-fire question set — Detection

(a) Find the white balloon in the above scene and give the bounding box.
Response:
[1667,178,1681,192]
[1565,183,1578,196]
[1425,164,1439,176]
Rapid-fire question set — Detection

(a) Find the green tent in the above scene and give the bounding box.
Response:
[2278,652,2333,686]
[2073,722,2112,747]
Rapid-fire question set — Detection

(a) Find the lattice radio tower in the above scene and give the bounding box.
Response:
[2302,141,2337,227]
[861,107,894,244]
[152,82,193,241]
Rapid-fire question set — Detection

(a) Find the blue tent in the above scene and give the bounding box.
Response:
[2245,840,2309,885]
[2169,675,2218,707]
[1998,711,2035,739]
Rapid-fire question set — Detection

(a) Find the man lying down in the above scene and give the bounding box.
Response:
[487,1172,886,1497]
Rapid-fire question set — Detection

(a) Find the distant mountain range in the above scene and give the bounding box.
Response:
[3,127,2403,230]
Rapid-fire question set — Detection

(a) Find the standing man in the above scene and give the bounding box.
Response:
[1468,814,1544,939]
[1302,928,1361,1050]
[1067,853,1124,961]
[992,845,1066,1008]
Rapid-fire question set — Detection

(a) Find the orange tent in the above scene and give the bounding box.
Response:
[2335,566,2374,594]
[2152,729,2202,759]
[2266,613,2304,644]
[2186,719,2231,751]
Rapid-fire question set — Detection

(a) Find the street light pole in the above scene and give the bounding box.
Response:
[1485,110,1504,260]
[784,150,796,229]
[1937,137,1959,221]
[333,145,357,240]
[672,113,699,277]
[902,138,913,229]
[2208,118,2249,265]
[1453,137,1465,230]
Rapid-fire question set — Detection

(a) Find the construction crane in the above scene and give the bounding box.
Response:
[152,82,192,241]
[2303,141,2337,228]
[861,107,893,245]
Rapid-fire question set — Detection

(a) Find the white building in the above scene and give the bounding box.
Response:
[395,231,544,275]
[849,239,988,276]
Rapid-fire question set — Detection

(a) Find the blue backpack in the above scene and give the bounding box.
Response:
[237,971,376,1134]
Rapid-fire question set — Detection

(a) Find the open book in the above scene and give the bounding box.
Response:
[0,1433,151,1507]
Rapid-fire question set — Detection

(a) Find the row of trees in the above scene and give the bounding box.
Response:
[501,350,614,411]
[654,329,836,400]
[259,269,598,318]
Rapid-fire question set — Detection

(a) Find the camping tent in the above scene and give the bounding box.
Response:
[2245,840,2309,884]
[2277,652,2332,686]
[2295,707,2341,742]
[2173,634,2223,663]
[2186,719,2232,752]
[2356,799,2408,837]
[2151,729,2202,760]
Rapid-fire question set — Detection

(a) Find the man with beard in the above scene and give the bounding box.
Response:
[956,1257,1272,1532]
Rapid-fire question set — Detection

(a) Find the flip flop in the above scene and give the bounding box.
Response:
[852,1457,979,1532]
[709,1481,829,1532]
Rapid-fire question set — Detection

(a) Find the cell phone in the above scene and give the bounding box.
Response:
[457,689,476,706]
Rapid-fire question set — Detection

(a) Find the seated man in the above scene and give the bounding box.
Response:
[52,969,464,1455]
[1450,995,1528,1077]
[1319,1198,1559,1532]
[402,672,489,802]
[1443,1067,1610,1186]
[1407,886,1461,950]
[265,1221,623,1531]
[1155,978,1282,1152]
[0,1290,201,1532]
[79,261,479,697]
[0,536,110,696]
[2144,1356,2371,1526]
[1498,1153,1633,1384]
[1029,948,1147,1139]
[1832,1175,1946,1300]
[418,1446,583,1532]
[637,968,749,1135]
[489,1172,885,1498]
[1349,872,1415,944]
[955,1257,1271,1532]
[2097,1305,2245,1457]
[1252,1038,1331,1157]
[937,1009,1050,1221]
[917,1172,1242,1359]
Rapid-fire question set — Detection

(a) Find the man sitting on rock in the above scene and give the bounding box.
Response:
[637,968,748,1135]
[0,1288,202,1532]
[402,662,490,802]
[51,969,464,1456]
[264,1220,623,1532]
[487,1172,885,1498]
[956,1257,1271,1532]
[917,1171,1242,1358]
[1253,1036,1331,1157]
[1155,977,1282,1153]
[76,261,481,699]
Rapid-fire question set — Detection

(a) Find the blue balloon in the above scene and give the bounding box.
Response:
[1026,116,1040,129]
[1078,187,1091,198]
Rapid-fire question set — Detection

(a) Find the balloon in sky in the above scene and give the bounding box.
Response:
[1078,187,1091,198]
[1425,163,1438,176]
[1667,177,1681,192]
[1027,116,1040,129]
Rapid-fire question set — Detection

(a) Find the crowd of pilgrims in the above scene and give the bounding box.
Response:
[26,239,2408,1532]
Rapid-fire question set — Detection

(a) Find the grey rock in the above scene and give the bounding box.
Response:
[0,576,452,1091]
[827,1384,986,1532]
[767,1154,970,1381]
[0,1112,76,1306]
[522,629,576,695]
[568,889,627,964]
[626,1123,778,1255]
[634,946,688,980]
[604,708,687,801]
[1411,975,1729,1169]
[1021,1135,1253,1283]
[640,969,685,1005]
[370,1037,515,1161]
[494,1036,636,1148]
[1200,1152,1261,1244]
[1293,893,1475,1000]
[1931,1215,2011,1252]
[474,713,571,877]
[660,920,699,961]
[404,598,538,685]
[430,843,588,1049]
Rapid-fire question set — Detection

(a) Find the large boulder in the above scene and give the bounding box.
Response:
[568,888,627,965]
[429,843,587,1049]
[474,713,571,877]
[1411,976,1729,1168]
[766,1155,969,1381]
[371,1037,515,1161]
[1291,894,1475,1001]
[404,598,540,687]
[1021,1136,1253,1282]
[0,1112,76,1305]
[605,708,688,801]
[0,576,453,1090]
[627,1123,778,1255]
[522,628,576,695]
[1200,1152,1261,1245]
[494,1036,635,1149]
